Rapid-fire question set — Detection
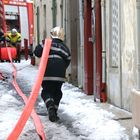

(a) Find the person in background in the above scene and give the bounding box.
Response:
[0,30,5,46]
[0,30,5,62]
[34,26,71,122]
[6,28,21,62]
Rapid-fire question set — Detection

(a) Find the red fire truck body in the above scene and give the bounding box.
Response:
[4,0,34,49]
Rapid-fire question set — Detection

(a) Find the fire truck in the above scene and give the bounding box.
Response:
[0,0,33,62]
[3,0,34,49]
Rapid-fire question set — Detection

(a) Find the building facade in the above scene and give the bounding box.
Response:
[34,0,139,111]
[105,0,137,111]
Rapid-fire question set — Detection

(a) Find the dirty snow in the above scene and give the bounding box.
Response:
[0,59,139,140]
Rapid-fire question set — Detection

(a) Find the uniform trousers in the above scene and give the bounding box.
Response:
[41,81,63,110]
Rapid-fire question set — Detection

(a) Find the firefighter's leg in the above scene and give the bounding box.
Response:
[52,82,63,118]
[41,81,58,122]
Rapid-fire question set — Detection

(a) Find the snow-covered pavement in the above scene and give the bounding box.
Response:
[0,60,139,140]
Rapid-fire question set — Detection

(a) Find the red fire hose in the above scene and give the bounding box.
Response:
[6,39,52,139]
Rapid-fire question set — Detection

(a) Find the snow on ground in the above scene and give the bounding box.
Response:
[0,59,138,140]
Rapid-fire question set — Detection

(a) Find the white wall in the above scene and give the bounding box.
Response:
[121,0,137,111]
[106,0,137,111]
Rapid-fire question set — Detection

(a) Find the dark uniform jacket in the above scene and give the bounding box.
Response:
[34,38,71,82]
[0,31,5,42]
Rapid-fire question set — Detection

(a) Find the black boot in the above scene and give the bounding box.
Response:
[54,106,59,121]
[45,99,57,122]
[48,107,57,122]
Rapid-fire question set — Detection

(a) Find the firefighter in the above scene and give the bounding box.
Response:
[6,28,21,62]
[0,30,5,46]
[34,27,71,122]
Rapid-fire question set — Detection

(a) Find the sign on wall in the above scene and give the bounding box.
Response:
[4,0,27,6]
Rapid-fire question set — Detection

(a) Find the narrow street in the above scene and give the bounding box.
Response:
[0,0,140,139]
[0,60,138,140]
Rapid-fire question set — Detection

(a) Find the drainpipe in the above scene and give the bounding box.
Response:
[95,0,107,102]
[52,0,57,27]
[84,0,93,95]
[79,0,84,89]
[17,0,21,33]
[64,0,67,43]
[101,0,107,102]
[95,0,102,101]
[60,0,63,27]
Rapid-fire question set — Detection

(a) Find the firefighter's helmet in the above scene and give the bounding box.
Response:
[11,28,17,36]
[50,27,64,41]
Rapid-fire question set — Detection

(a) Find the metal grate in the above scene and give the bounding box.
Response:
[111,0,120,67]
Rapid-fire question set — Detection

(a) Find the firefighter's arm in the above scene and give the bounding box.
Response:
[17,34,21,43]
[0,32,5,42]
[34,44,43,58]
[15,34,21,47]
[5,35,11,43]
[5,35,13,47]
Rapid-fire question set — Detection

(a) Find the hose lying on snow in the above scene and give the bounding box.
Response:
[6,39,52,140]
